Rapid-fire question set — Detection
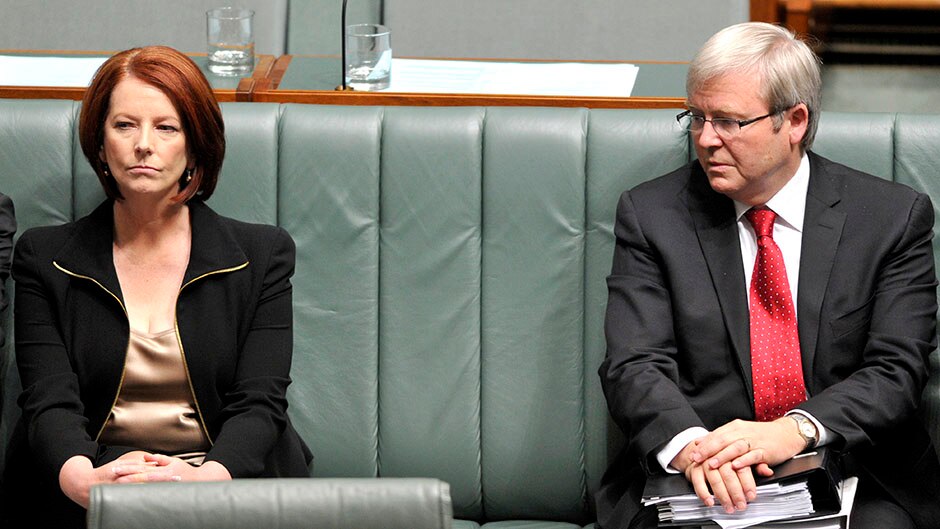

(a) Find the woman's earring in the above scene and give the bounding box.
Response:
[185,168,193,183]
[102,164,110,178]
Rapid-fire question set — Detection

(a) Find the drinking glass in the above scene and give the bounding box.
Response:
[346,24,391,90]
[207,7,255,76]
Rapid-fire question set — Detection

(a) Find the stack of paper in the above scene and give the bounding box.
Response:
[644,480,814,528]
[641,476,857,529]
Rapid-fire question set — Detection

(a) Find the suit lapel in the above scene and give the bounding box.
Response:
[685,164,754,392]
[798,153,846,392]
[53,200,123,300]
[684,155,847,398]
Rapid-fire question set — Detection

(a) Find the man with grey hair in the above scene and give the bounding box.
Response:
[597,22,940,529]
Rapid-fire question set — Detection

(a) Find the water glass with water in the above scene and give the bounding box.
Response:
[346,24,392,91]
[207,7,255,76]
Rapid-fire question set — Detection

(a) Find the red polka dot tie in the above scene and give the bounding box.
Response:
[746,207,806,422]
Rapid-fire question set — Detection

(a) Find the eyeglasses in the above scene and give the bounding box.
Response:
[676,109,780,138]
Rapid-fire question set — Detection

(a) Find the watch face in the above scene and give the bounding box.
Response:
[800,422,816,437]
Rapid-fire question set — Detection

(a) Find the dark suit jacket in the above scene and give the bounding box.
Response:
[597,153,940,529]
[0,193,15,348]
[1,200,312,528]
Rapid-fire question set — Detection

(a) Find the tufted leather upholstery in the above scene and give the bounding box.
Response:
[0,100,937,528]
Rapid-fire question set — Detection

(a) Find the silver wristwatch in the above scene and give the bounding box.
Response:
[789,412,819,451]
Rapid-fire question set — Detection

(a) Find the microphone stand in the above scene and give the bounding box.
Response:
[336,0,353,90]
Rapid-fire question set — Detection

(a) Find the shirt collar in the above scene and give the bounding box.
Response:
[733,153,810,232]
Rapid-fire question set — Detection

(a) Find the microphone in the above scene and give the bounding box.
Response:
[336,0,352,90]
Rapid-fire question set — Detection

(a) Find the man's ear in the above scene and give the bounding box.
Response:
[787,103,810,147]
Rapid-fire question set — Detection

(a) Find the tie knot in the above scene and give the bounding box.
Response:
[746,207,776,238]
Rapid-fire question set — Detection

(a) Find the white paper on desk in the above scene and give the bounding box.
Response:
[0,55,106,86]
[386,58,639,97]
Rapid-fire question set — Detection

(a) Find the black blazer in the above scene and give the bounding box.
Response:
[2,200,311,527]
[597,153,940,529]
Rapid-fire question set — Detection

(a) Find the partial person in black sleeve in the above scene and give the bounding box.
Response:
[0,192,14,348]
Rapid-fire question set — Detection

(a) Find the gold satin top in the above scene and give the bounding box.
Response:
[98,327,210,458]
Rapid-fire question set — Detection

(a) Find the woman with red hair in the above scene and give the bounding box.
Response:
[1,46,311,528]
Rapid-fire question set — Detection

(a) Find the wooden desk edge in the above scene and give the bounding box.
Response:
[269,55,293,88]
[0,86,86,100]
[251,89,686,109]
[235,55,276,102]
[0,85,242,102]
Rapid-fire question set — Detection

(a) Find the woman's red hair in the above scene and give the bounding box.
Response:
[79,46,225,202]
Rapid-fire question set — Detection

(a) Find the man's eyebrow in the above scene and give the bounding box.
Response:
[686,106,740,118]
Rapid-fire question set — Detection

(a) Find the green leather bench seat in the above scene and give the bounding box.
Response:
[0,100,938,528]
